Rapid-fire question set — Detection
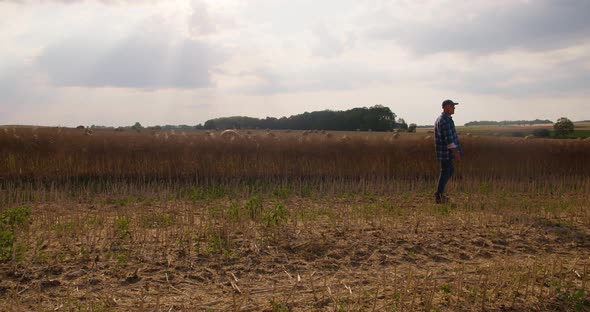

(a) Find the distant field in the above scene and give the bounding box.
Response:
[0,126,588,310]
[452,122,590,138]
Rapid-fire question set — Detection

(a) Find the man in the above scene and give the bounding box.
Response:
[434,99,462,204]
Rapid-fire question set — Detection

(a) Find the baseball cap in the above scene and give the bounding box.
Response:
[442,99,459,107]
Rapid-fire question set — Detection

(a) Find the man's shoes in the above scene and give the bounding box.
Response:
[435,193,449,204]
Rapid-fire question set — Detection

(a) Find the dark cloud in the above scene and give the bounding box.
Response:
[368,0,590,54]
[37,28,227,89]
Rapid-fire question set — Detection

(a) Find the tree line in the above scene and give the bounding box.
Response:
[199,105,402,132]
[464,119,552,126]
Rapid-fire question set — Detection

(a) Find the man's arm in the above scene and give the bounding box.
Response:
[449,146,462,161]
[444,120,462,161]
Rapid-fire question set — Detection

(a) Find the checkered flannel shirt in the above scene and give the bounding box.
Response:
[434,112,462,161]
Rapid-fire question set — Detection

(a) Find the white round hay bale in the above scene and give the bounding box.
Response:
[221,129,241,141]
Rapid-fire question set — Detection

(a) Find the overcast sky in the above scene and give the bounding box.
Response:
[1,0,589,126]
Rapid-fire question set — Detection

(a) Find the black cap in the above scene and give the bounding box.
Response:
[442,99,459,108]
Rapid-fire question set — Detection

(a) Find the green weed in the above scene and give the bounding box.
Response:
[440,284,452,294]
[269,300,290,312]
[225,202,241,221]
[207,230,232,255]
[245,195,263,220]
[109,196,135,207]
[85,214,104,228]
[1,206,31,228]
[114,216,131,239]
[263,203,289,226]
[479,182,492,194]
[558,289,587,311]
[435,204,451,216]
[0,229,15,261]
[272,185,292,199]
[383,201,402,217]
[115,251,128,267]
[0,206,31,262]
[189,185,227,201]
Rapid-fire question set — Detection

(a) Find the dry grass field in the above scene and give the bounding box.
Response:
[0,126,589,311]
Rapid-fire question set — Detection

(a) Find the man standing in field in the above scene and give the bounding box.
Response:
[434,99,462,204]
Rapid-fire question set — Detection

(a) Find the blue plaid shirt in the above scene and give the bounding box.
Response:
[434,112,462,160]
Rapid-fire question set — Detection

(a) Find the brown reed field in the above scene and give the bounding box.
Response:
[0,126,589,311]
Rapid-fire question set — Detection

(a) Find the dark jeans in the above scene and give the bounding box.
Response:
[436,159,454,195]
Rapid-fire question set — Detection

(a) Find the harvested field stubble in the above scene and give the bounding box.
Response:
[0,127,589,311]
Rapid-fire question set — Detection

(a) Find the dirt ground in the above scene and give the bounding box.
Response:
[0,192,589,311]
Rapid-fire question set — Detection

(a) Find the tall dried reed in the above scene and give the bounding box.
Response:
[0,128,588,200]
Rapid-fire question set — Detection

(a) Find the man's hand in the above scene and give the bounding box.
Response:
[451,148,462,161]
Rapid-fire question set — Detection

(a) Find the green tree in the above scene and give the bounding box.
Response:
[408,123,417,133]
[131,122,143,132]
[532,128,550,138]
[201,106,398,132]
[397,118,408,131]
[363,105,396,131]
[553,117,574,137]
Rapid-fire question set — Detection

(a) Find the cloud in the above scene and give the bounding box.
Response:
[236,61,394,95]
[366,0,590,55]
[0,0,160,4]
[37,18,228,89]
[188,0,216,37]
[310,23,355,58]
